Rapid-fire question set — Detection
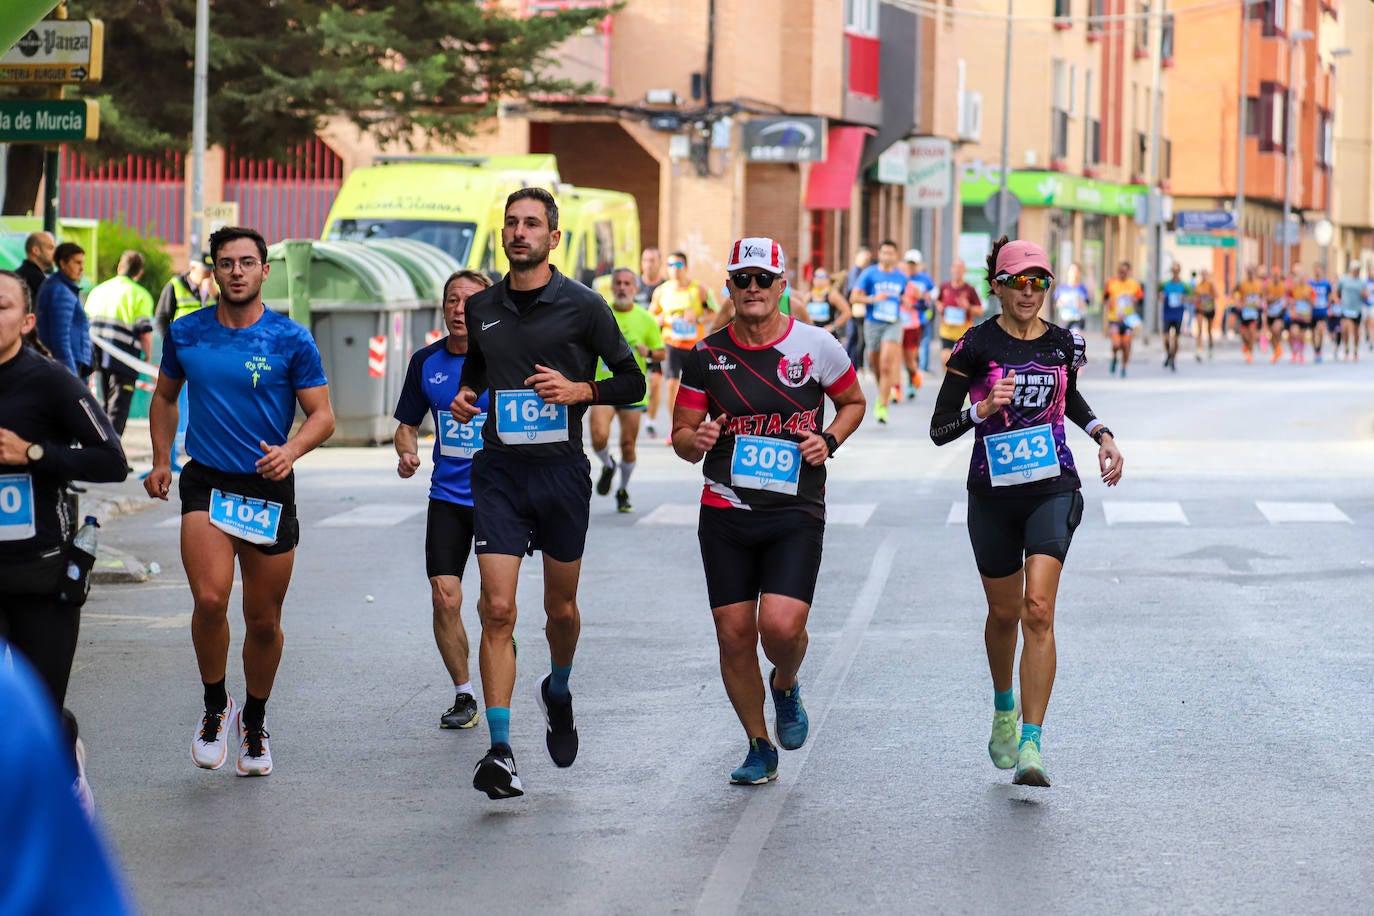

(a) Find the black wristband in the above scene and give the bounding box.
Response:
[1092,426,1113,445]
[821,432,839,456]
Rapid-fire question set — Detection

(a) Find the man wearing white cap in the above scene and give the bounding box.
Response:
[672,237,865,786]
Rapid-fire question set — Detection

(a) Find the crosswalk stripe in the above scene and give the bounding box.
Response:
[1255,501,1352,524]
[316,504,427,527]
[1103,501,1189,526]
[946,501,966,525]
[637,503,877,527]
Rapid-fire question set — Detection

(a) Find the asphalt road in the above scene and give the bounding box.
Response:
[65,330,1374,914]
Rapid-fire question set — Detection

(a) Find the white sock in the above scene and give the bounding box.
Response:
[455,681,474,697]
[619,460,635,490]
[594,447,613,469]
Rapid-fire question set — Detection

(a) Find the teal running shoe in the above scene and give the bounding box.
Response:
[729,738,779,785]
[1013,741,1050,787]
[988,697,1020,770]
[769,668,809,750]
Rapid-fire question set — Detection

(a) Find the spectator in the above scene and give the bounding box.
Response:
[35,242,90,377]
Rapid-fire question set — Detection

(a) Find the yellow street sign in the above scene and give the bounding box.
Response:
[0,19,104,85]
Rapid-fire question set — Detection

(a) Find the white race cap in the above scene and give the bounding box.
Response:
[726,238,786,275]
[904,248,924,264]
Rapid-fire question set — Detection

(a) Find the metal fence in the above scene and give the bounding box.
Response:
[224,138,343,242]
[61,152,186,243]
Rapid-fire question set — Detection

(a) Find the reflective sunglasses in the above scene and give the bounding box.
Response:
[667,260,686,268]
[730,271,779,290]
[996,273,1052,291]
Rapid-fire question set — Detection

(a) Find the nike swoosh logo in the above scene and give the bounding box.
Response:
[482,320,501,330]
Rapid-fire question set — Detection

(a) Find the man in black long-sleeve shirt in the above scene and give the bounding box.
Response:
[451,187,643,799]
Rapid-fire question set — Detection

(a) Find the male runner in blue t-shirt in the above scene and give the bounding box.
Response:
[1309,264,1333,362]
[1160,263,1192,372]
[850,240,909,424]
[145,226,335,778]
[394,269,493,730]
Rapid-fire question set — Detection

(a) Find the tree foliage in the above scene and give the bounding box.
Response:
[2,1,610,210]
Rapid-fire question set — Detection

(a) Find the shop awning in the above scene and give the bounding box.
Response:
[805,126,873,210]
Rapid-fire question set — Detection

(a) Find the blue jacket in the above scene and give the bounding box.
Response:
[36,272,91,376]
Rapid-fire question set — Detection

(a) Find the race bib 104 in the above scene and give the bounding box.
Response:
[209,488,282,546]
[984,424,1061,487]
[438,409,485,459]
[0,473,36,541]
[730,435,801,495]
[494,390,568,445]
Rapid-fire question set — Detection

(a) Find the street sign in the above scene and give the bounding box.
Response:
[1176,232,1237,248]
[1175,209,1237,232]
[0,99,99,143]
[742,116,826,162]
[0,20,104,84]
[205,202,240,235]
[1313,218,1335,247]
[1274,222,1301,245]
[984,188,1022,228]
[907,136,954,208]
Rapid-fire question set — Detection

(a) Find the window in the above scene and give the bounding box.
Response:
[1162,138,1172,181]
[1133,131,1148,177]
[1318,111,1334,167]
[1053,110,1071,161]
[1087,0,1105,35]
[1252,82,1287,152]
[845,0,879,35]
[1135,2,1150,55]
[1161,14,1176,62]
[1054,0,1072,24]
[1084,70,1101,167]
[1053,60,1077,115]
[1248,0,1287,37]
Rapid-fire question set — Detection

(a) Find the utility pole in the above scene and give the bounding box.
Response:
[995,0,1014,238]
[1233,0,1250,292]
[1281,31,1314,275]
[1144,3,1166,337]
[189,0,208,258]
[41,1,67,236]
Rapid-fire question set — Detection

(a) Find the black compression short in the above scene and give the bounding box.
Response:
[697,505,825,607]
[179,460,299,556]
[425,498,475,579]
[966,489,1084,578]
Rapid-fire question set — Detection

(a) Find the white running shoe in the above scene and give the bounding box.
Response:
[190,696,237,770]
[234,708,273,777]
[72,736,95,820]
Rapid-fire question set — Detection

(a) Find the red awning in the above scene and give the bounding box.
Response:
[805,126,874,210]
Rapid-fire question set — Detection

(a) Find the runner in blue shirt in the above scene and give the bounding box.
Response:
[394,269,493,731]
[1159,264,1192,372]
[144,226,335,779]
[1309,264,1333,362]
[1335,263,1365,361]
[850,240,909,424]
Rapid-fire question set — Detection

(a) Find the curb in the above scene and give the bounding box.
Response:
[91,545,152,585]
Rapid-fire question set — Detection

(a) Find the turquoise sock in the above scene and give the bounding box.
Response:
[994,689,1015,712]
[548,661,573,700]
[1020,723,1042,751]
[487,707,511,747]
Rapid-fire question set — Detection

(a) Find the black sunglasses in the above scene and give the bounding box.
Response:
[730,271,778,290]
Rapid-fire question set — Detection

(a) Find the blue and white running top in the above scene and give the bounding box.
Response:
[394,339,491,506]
[160,306,327,475]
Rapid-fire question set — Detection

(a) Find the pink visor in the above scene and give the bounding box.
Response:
[994,240,1054,279]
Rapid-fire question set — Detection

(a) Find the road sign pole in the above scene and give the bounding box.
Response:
[189,0,208,259]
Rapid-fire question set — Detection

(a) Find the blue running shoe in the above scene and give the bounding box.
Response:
[729,738,779,785]
[769,668,809,750]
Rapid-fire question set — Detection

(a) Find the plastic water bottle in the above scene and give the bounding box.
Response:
[72,515,100,559]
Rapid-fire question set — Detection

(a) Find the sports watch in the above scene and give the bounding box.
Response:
[820,432,840,456]
[25,442,44,463]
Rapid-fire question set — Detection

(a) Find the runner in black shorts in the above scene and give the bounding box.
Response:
[394,269,492,730]
[452,187,644,798]
[930,237,1123,789]
[145,227,335,778]
[673,237,864,786]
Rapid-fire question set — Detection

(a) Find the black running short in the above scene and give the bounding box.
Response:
[966,489,1084,579]
[179,460,299,555]
[472,450,592,563]
[664,345,694,380]
[697,505,825,608]
[425,498,476,579]
[1293,319,1315,331]
[646,360,663,375]
[1164,318,1184,334]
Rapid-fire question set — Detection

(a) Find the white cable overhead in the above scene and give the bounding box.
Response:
[884,0,1261,27]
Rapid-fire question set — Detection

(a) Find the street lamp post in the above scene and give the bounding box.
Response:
[1281,29,1314,276]
[189,0,208,260]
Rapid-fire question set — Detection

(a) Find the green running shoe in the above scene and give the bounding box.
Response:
[1013,741,1050,787]
[988,698,1020,770]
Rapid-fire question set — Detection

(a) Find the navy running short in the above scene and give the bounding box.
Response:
[966,489,1084,579]
[697,505,825,608]
[179,459,299,555]
[425,498,476,579]
[471,450,592,563]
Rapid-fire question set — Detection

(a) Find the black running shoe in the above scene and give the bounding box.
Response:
[473,744,524,799]
[440,693,479,729]
[596,459,617,496]
[615,488,632,513]
[536,675,579,768]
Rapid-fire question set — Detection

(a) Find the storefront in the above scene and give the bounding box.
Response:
[957,163,1146,299]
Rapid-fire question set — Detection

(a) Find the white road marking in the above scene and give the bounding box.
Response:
[316,504,427,527]
[1255,501,1352,524]
[1103,500,1189,525]
[947,500,967,525]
